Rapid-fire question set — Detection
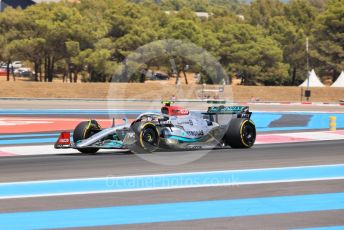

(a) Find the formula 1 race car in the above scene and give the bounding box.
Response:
[55,102,256,154]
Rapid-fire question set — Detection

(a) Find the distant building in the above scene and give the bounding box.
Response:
[165,11,211,19]
[237,14,245,21]
[33,0,67,2]
[195,12,210,18]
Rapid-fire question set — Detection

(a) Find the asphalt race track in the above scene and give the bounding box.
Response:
[0,141,343,229]
[0,140,343,182]
[0,99,343,229]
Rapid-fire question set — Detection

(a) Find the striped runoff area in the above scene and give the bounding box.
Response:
[296,227,344,230]
[0,164,344,229]
[1,110,344,134]
[0,164,343,199]
[255,130,344,144]
[1,109,344,149]
[0,193,343,229]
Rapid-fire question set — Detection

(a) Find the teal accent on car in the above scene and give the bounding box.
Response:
[102,140,123,148]
[207,106,248,114]
[167,136,202,143]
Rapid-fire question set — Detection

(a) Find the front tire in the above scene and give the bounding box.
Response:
[223,118,256,148]
[128,121,159,153]
[73,121,100,154]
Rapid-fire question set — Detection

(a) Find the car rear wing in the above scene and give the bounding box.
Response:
[203,105,252,119]
[207,106,249,114]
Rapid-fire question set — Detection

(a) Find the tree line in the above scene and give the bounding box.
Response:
[0,0,342,85]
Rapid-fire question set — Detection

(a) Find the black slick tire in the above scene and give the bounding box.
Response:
[73,121,99,154]
[223,118,256,148]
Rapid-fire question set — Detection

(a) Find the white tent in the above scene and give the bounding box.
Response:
[331,71,344,87]
[299,69,324,87]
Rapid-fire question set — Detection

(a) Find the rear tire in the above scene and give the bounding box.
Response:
[223,118,256,148]
[73,121,99,154]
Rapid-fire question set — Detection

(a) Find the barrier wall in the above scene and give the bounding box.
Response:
[0,81,344,102]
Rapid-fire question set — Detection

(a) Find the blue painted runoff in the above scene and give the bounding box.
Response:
[251,112,344,132]
[294,226,344,230]
[1,109,343,132]
[0,192,343,229]
[1,109,343,128]
[0,138,57,145]
[0,164,343,198]
[0,133,59,139]
[0,109,155,115]
[0,133,60,145]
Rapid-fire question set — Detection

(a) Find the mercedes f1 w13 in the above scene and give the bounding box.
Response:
[55,102,256,153]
